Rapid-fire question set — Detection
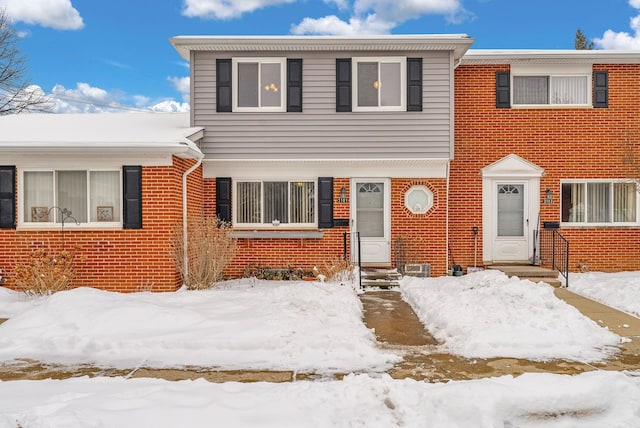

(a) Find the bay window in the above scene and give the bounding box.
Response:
[22,169,121,225]
[561,181,638,225]
[235,180,315,227]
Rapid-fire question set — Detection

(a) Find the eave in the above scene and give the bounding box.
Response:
[170,34,475,62]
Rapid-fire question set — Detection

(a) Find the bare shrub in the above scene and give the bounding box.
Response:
[316,257,354,284]
[172,217,237,290]
[12,248,78,295]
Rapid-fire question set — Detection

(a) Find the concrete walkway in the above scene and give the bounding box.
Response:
[554,288,640,337]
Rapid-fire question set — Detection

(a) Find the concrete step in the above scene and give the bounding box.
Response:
[519,277,563,288]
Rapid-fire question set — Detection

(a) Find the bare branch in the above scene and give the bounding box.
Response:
[0,9,50,115]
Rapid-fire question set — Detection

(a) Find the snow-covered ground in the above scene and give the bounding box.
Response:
[400,270,621,362]
[1,270,640,427]
[571,271,640,318]
[2,371,640,428]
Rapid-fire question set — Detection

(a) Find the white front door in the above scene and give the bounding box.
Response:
[352,179,391,265]
[493,182,529,261]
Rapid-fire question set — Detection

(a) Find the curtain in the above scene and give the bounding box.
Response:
[23,171,53,223]
[290,181,314,224]
[551,76,588,104]
[513,76,548,104]
[264,181,288,224]
[614,182,637,222]
[90,171,120,222]
[587,182,610,223]
[57,171,87,223]
[236,182,261,224]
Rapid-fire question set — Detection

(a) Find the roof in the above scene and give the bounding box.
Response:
[0,113,204,158]
[170,34,474,62]
[461,49,640,65]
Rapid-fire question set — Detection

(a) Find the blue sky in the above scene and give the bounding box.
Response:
[3,0,640,113]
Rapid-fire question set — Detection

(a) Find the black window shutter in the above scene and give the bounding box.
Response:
[318,177,334,229]
[594,71,609,108]
[336,59,352,112]
[216,177,232,223]
[123,166,142,229]
[287,59,303,112]
[496,71,511,108]
[407,58,423,111]
[217,59,232,112]
[0,166,16,229]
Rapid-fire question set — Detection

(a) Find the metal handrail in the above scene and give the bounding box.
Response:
[343,231,362,289]
[538,228,570,287]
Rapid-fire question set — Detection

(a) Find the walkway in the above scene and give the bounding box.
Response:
[359,288,640,382]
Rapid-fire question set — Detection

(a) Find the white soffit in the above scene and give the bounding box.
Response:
[170,34,474,62]
[203,159,449,179]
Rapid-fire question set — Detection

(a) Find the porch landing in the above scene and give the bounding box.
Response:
[487,264,562,288]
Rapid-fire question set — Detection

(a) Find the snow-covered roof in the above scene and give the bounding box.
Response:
[0,112,204,159]
[461,49,640,65]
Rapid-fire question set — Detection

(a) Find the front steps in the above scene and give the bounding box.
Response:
[361,268,402,289]
[487,264,563,287]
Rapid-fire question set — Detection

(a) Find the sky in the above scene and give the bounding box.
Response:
[1,270,640,425]
[2,0,640,113]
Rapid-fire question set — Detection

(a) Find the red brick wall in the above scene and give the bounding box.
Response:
[0,157,203,292]
[452,63,640,272]
[205,177,448,278]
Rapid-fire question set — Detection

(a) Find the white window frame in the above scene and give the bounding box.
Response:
[511,64,592,108]
[352,57,406,112]
[404,185,433,214]
[18,168,122,229]
[232,179,317,229]
[560,179,639,227]
[232,57,286,113]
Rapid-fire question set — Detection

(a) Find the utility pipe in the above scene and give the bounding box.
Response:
[182,153,204,281]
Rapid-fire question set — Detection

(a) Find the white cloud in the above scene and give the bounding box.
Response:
[292,14,394,35]
[595,3,640,50]
[293,0,467,35]
[168,76,190,103]
[0,0,83,30]
[34,82,189,114]
[324,0,350,10]
[182,0,295,19]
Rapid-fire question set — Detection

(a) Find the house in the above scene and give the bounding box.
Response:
[0,113,204,291]
[1,35,639,293]
[169,35,475,278]
[450,50,640,274]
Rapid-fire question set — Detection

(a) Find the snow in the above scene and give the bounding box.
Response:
[400,270,622,362]
[1,371,640,427]
[571,271,640,318]
[1,270,640,426]
[0,280,398,373]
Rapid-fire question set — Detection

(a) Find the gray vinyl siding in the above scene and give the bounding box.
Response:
[192,50,452,159]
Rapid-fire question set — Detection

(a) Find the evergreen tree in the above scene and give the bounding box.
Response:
[575,28,594,50]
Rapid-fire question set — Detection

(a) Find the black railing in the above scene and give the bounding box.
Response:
[343,231,362,289]
[538,228,570,287]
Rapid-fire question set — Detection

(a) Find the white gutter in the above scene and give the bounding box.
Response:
[182,148,205,283]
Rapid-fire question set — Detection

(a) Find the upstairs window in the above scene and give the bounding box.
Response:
[561,180,638,225]
[511,65,591,107]
[235,180,315,227]
[232,58,286,112]
[353,57,406,111]
[21,170,121,226]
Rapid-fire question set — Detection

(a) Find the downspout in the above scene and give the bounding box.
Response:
[182,152,204,282]
[445,160,450,273]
